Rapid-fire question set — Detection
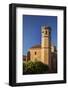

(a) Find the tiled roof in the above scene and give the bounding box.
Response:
[30,44,41,49]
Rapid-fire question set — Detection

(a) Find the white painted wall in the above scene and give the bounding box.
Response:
[0,0,68,89]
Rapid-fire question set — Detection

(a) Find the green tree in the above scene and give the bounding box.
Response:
[23,61,49,75]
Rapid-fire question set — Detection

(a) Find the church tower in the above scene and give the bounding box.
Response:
[41,26,51,67]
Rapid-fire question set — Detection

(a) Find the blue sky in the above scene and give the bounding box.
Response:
[23,15,57,55]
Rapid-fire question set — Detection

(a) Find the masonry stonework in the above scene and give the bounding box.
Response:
[41,26,51,66]
[25,26,57,72]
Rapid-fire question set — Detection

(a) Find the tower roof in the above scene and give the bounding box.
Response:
[41,26,51,30]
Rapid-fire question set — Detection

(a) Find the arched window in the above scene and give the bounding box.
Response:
[45,31,47,34]
[35,52,37,55]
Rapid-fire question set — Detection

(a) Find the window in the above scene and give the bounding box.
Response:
[35,52,36,55]
[49,31,50,35]
[45,31,47,34]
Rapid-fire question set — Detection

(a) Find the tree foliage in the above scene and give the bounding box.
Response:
[23,61,49,74]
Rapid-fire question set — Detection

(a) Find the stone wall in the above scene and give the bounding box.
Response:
[29,48,41,62]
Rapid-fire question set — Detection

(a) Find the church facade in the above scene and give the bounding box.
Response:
[25,26,57,72]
